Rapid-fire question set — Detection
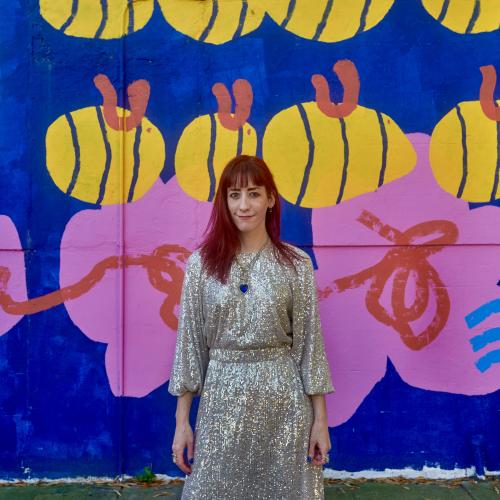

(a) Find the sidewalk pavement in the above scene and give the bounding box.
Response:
[0,477,499,499]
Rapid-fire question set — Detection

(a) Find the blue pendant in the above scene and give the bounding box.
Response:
[239,284,249,293]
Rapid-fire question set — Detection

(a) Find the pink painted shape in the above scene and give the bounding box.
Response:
[0,215,27,335]
[60,178,211,397]
[313,133,500,426]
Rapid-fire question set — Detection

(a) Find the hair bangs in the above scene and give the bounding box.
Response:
[226,158,267,191]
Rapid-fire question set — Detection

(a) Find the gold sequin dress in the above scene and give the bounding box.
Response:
[168,243,334,500]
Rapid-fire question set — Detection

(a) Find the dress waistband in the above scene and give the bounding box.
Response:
[209,346,292,363]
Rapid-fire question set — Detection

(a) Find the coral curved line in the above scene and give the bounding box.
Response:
[311,59,360,118]
[479,65,500,122]
[318,210,458,350]
[94,74,151,131]
[0,244,190,331]
[212,79,253,131]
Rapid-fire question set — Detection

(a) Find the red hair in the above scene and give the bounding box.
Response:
[199,155,303,283]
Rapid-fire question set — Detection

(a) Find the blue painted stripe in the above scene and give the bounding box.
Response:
[455,105,468,198]
[236,127,243,157]
[437,0,450,23]
[476,349,500,373]
[199,0,219,42]
[127,125,142,203]
[94,0,108,38]
[470,327,500,352]
[60,0,78,32]
[355,0,372,35]
[207,114,217,201]
[95,106,112,205]
[65,112,81,196]
[376,111,388,187]
[465,299,500,328]
[127,0,135,34]
[296,104,315,206]
[490,120,500,201]
[336,118,349,204]
[465,0,480,34]
[232,0,248,40]
[312,0,334,41]
[280,0,296,29]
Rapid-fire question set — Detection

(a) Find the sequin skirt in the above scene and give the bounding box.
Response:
[181,346,325,500]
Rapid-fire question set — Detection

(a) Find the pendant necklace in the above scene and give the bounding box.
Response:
[234,238,269,294]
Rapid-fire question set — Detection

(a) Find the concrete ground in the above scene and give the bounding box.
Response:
[0,478,499,499]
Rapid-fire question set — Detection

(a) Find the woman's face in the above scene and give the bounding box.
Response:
[227,181,275,234]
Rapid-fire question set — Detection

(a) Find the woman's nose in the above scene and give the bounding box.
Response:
[239,194,249,209]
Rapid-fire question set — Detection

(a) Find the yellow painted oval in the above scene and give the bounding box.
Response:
[263,102,416,208]
[430,100,500,202]
[421,0,499,34]
[158,0,265,44]
[261,0,394,42]
[46,106,165,204]
[40,0,154,39]
[175,114,257,201]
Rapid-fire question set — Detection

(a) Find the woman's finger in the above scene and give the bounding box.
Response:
[173,444,192,475]
[187,439,194,466]
[307,439,317,462]
[177,452,192,475]
[312,444,326,466]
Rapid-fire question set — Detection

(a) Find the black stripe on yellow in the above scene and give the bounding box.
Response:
[199,0,218,42]
[455,105,468,199]
[465,0,480,34]
[490,120,500,202]
[336,118,349,204]
[437,0,450,23]
[296,104,315,206]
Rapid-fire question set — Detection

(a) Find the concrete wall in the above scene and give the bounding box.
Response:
[0,0,499,479]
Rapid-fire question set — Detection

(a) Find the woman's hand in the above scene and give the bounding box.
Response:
[172,421,194,475]
[308,418,331,466]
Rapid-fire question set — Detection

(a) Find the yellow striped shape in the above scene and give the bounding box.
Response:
[262,103,416,208]
[175,114,257,201]
[421,0,499,34]
[157,0,265,44]
[40,0,154,39]
[430,100,500,202]
[262,0,394,42]
[46,106,165,205]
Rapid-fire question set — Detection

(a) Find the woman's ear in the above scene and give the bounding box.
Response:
[269,194,276,208]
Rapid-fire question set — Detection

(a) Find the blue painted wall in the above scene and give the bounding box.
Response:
[0,0,499,479]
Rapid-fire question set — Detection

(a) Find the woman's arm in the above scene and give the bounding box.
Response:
[176,391,194,423]
[290,255,334,465]
[310,393,328,424]
[169,252,209,475]
[172,392,195,475]
[308,394,331,466]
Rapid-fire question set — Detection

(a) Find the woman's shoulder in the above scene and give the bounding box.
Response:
[185,247,203,270]
[281,242,312,264]
[278,242,314,277]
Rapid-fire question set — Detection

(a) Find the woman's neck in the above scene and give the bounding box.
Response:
[238,230,269,253]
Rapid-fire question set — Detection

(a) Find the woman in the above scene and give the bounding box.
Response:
[169,155,334,499]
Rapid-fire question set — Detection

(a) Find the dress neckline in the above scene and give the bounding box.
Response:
[236,240,271,257]
[237,248,269,258]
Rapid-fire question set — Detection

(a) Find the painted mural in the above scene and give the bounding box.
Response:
[0,0,499,480]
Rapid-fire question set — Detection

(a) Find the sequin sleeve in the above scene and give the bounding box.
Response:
[291,253,334,396]
[168,251,209,397]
